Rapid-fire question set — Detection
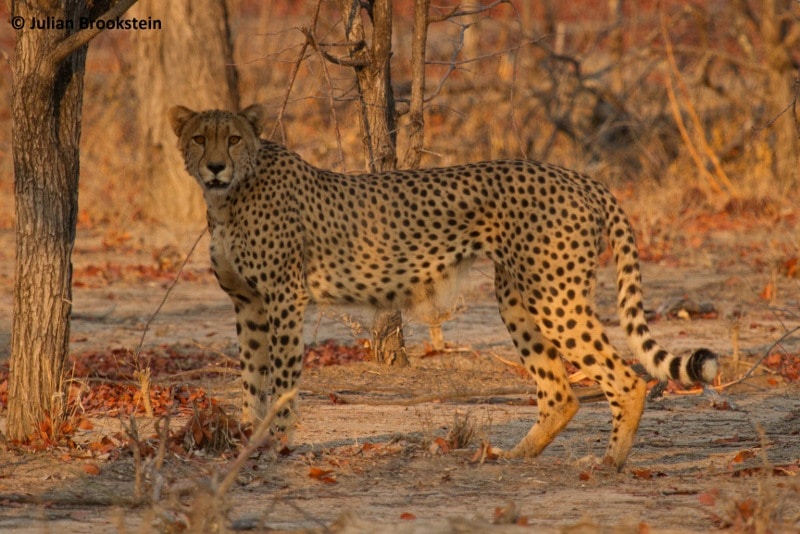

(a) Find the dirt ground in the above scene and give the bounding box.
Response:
[0,220,799,533]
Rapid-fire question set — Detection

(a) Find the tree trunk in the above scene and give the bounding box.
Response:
[337,0,398,171]
[760,0,799,186]
[402,0,430,170]
[335,0,408,366]
[8,0,138,440]
[132,0,239,226]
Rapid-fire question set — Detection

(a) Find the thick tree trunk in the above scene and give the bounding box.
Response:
[8,0,138,440]
[133,0,239,225]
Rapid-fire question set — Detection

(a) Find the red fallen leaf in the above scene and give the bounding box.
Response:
[89,436,119,454]
[493,503,528,525]
[759,282,775,301]
[308,467,337,484]
[76,418,93,431]
[400,513,416,521]
[579,471,592,481]
[82,463,101,476]
[470,442,499,463]
[328,393,347,405]
[698,489,718,506]
[734,497,756,521]
[733,449,756,463]
[784,257,799,278]
[433,437,451,454]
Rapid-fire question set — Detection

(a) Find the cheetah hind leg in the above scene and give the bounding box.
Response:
[492,268,580,459]
[539,304,647,470]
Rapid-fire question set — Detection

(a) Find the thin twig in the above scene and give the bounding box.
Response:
[304,384,607,406]
[725,325,800,387]
[0,493,146,508]
[303,26,347,172]
[429,0,511,23]
[217,389,297,496]
[135,228,206,357]
[269,0,322,142]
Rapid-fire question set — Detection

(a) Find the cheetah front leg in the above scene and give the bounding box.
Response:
[230,287,307,444]
[230,295,272,424]
[259,292,308,442]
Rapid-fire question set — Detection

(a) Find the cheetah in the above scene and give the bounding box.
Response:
[169,104,718,469]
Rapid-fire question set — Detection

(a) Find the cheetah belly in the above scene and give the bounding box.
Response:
[303,251,475,313]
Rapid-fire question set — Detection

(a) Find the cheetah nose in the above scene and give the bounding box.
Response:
[207,162,226,175]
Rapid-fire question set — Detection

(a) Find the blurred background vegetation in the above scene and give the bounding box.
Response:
[0,0,797,235]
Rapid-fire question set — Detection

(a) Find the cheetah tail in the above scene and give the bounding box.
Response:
[606,204,719,385]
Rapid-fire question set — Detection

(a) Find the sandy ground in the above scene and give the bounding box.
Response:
[0,223,799,533]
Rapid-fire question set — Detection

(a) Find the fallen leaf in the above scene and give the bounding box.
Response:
[698,489,718,506]
[733,449,756,463]
[328,393,347,405]
[759,282,775,301]
[308,467,337,484]
[470,442,499,463]
[76,418,94,430]
[430,437,450,455]
[82,463,101,476]
[400,513,416,521]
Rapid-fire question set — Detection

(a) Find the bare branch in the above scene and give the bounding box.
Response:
[270,0,324,142]
[304,43,348,172]
[428,4,460,24]
[429,0,511,23]
[302,27,370,68]
[45,0,139,73]
[753,68,800,138]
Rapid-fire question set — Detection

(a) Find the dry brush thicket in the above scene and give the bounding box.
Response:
[0,1,797,229]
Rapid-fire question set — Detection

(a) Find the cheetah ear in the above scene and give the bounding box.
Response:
[168,106,197,137]
[239,104,266,138]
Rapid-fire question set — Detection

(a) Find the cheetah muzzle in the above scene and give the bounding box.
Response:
[169,104,719,470]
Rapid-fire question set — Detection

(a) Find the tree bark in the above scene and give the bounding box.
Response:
[132,0,239,225]
[759,0,799,185]
[9,0,138,440]
[335,0,407,366]
[338,0,398,171]
[402,0,430,170]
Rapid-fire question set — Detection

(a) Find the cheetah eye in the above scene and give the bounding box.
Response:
[229,136,241,146]
[192,135,206,146]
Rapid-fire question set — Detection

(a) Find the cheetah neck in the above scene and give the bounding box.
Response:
[203,188,233,229]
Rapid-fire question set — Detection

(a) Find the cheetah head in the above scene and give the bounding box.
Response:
[168,104,266,191]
